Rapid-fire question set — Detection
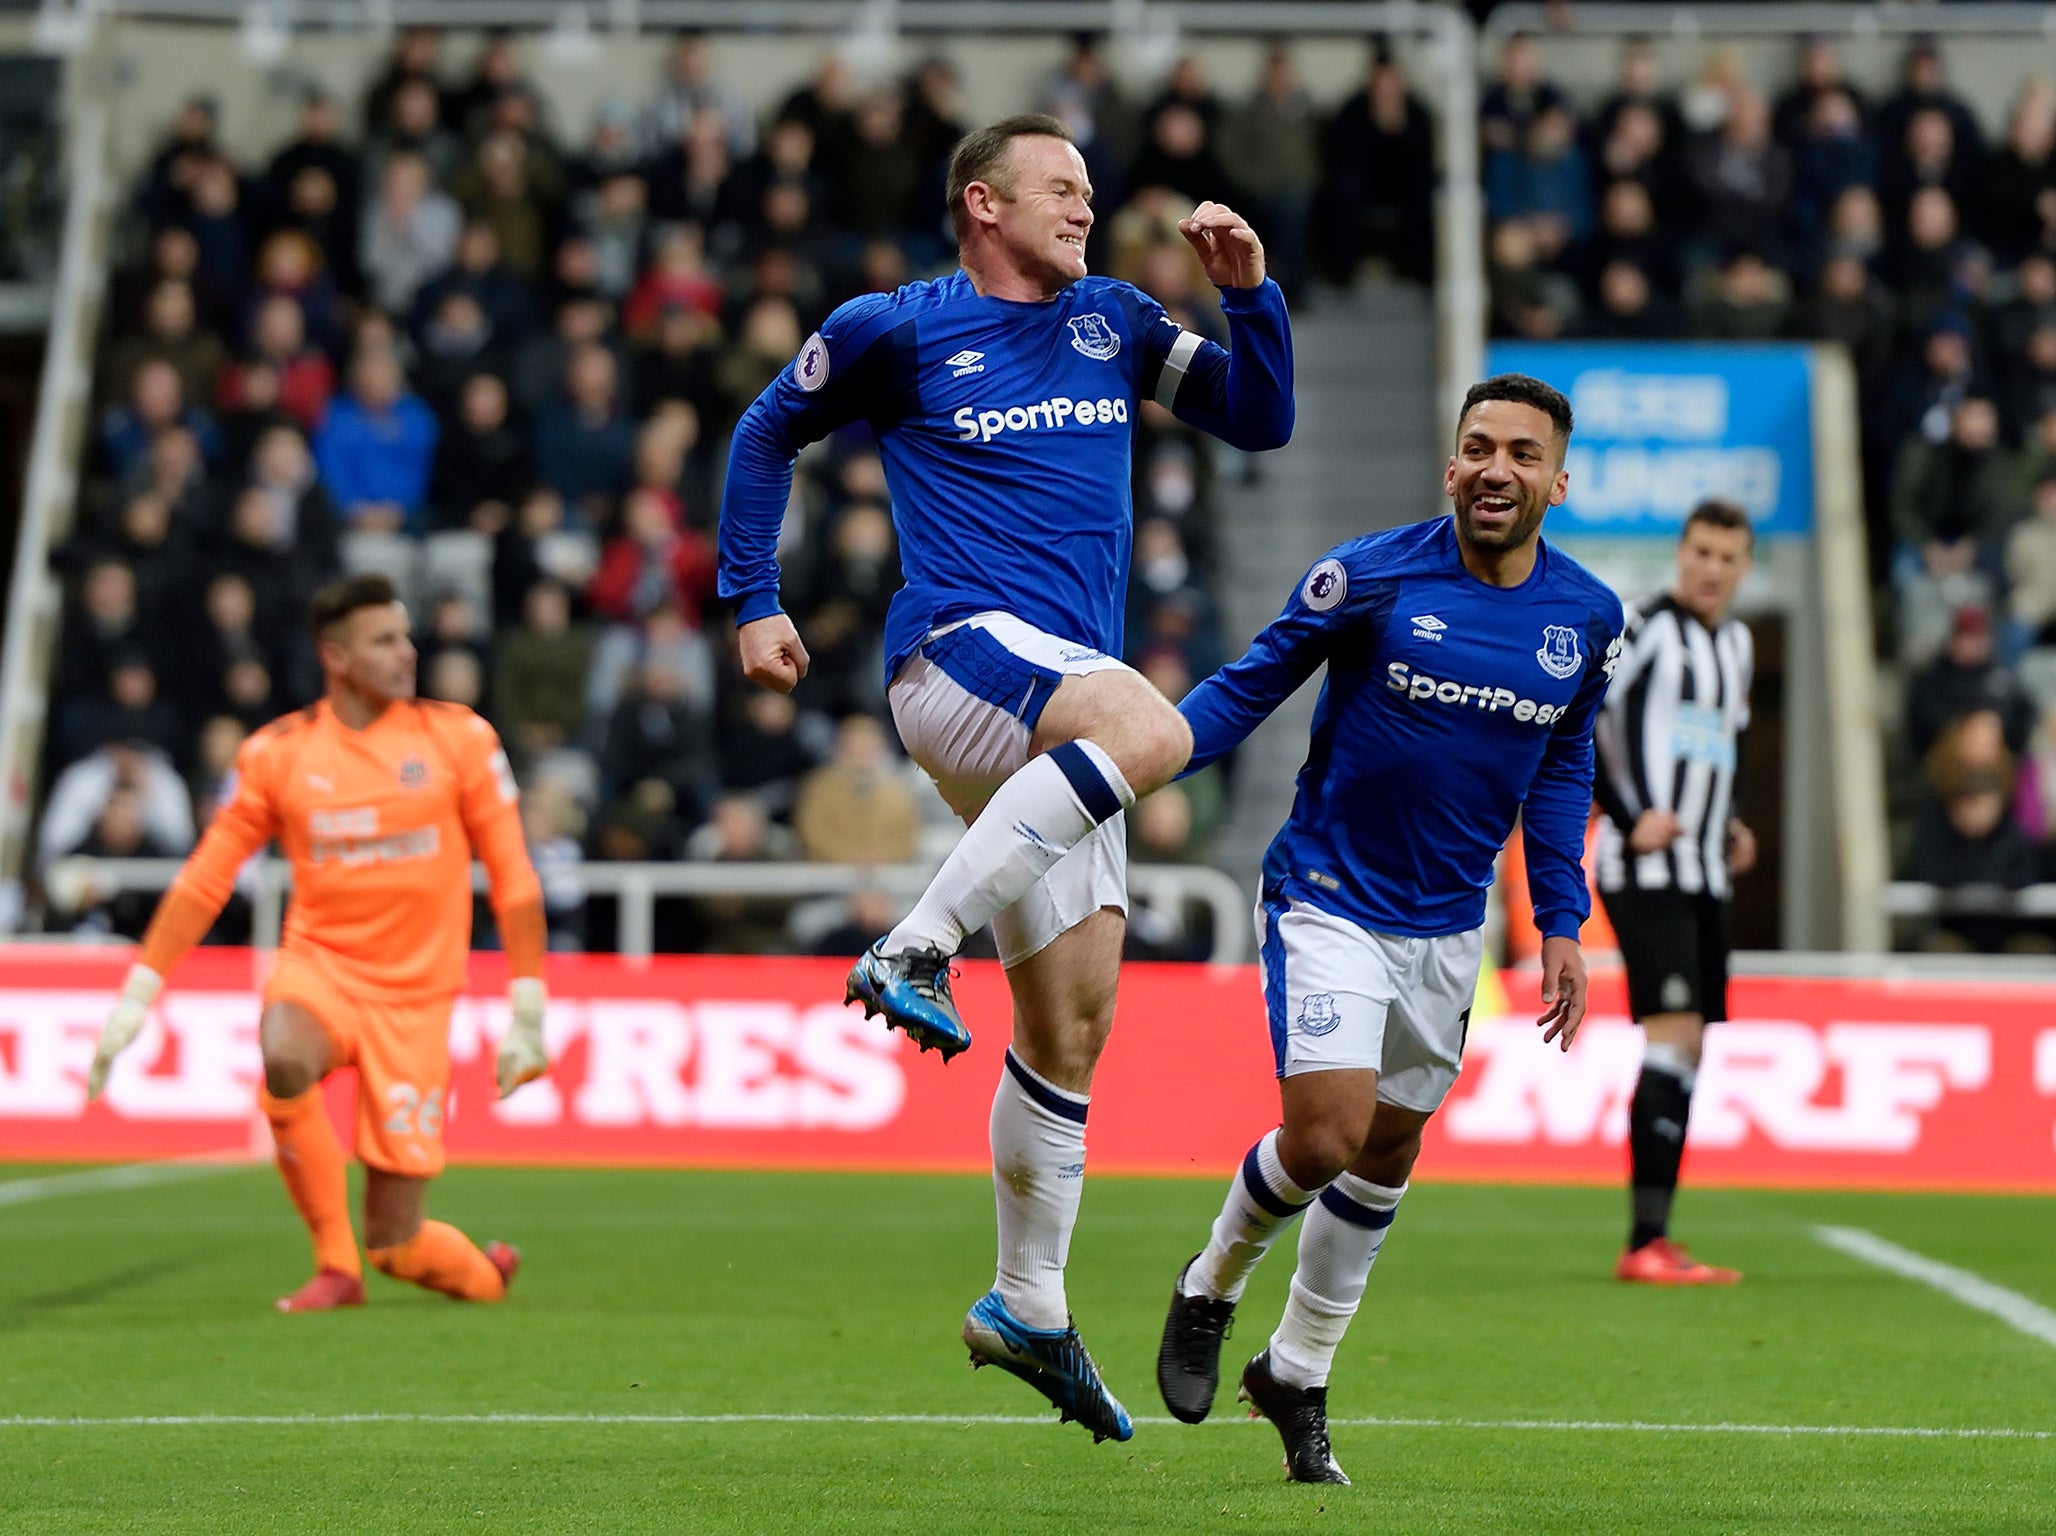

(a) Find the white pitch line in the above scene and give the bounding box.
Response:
[0,1159,246,1209]
[1814,1225,2056,1350]
[0,1412,2048,1441]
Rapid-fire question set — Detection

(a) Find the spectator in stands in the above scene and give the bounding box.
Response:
[1889,187,1978,340]
[1690,250,1792,339]
[713,296,803,428]
[449,31,542,142]
[1796,256,1897,390]
[101,489,199,625]
[192,715,246,821]
[599,650,714,812]
[266,90,360,250]
[247,229,347,363]
[1480,34,1567,158]
[100,358,219,478]
[1981,83,2056,266]
[1221,46,1317,302]
[425,647,485,711]
[1772,37,1868,148]
[793,714,920,865]
[577,170,650,303]
[1882,103,1980,248]
[1909,606,2035,756]
[1595,39,1685,176]
[684,792,799,951]
[1488,218,1578,338]
[624,225,724,342]
[1128,96,1230,209]
[313,347,440,532]
[1318,47,1434,286]
[1907,709,2041,950]
[717,686,826,814]
[38,737,193,873]
[824,88,925,242]
[247,422,340,578]
[902,55,967,172]
[212,486,329,655]
[414,220,536,348]
[1878,39,1983,174]
[361,149,461,317]
[2005,472,2056,653]
[367,74,460,189]
[643,30,756,162]
[452,131,559,284]
[2020,407,2056,506]
[56,558,151,708]
[588,485,717,628]
[43,785,189,940]
[219,293,333,434]
[809,886,902,958]
[1486,105,1594,274]
[536,342,636,515]
[1581,259,1684,340]
[794,500,899,719]
[361,27,443,137]
[69,655,183,769]
[645,109,735,235]
[1789,89,1878,250]
[139,95,221,229]
[175,570,277,725]
[1687,87,1793,268]
[114,224,232,341]
[106,279,223,413]
[492,577,593,769]
[1892,395,2017,567]
[428,372,529,532]
[184,155,249,300]
[1590,178,1679,302]
[1038,33,1138,207]
[413,290,506,419]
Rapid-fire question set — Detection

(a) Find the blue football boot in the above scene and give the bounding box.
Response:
[844,941,971,1061]
[962,1288,1134,1443]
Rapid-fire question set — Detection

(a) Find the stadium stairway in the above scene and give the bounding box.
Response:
[1213,284,1442,893]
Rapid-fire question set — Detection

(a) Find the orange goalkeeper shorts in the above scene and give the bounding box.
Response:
[263,946,457,1178]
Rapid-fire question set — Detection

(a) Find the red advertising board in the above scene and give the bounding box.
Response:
[2,947,2053,1190]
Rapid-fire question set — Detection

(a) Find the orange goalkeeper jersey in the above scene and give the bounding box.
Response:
[160,698,541,998]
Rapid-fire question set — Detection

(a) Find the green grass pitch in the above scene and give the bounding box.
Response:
[1,1164,2051,1533]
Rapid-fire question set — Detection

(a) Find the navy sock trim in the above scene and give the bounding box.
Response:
[1319,1184,1399,1230]
[1004,1049,1088,1125]
[1240,1141,1312,1219]
[1048,740,1123,825]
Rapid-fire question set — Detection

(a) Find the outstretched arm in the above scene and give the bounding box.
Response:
[90,740,279,1098]
[1181,552,1375,774]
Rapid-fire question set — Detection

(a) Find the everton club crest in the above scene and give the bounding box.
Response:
[1066,313,1121,361]
[1536,625,1583,680]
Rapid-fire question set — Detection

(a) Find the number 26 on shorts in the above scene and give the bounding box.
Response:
[383,1084,444,1139]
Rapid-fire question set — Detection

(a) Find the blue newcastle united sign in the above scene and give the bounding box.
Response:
[1485,343,1815,540]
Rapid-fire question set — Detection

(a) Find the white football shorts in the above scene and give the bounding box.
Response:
[1255,896,1485,1112]
[889,611,1136,968]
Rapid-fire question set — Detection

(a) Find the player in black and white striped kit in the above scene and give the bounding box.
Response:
[1592,499,1756,1286]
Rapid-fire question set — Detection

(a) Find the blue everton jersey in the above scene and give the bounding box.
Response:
[1183,517,1624,941]
[717,271,1293,681]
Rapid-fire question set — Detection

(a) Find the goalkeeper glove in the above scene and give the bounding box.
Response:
[496,977,549,1098]
[87,964,162,1101]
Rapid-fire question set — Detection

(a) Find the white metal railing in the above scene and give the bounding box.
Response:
[1881,883,2056,921]
[1481,2,2056,39]
[49,856,1254,963]
[0,105,108,891]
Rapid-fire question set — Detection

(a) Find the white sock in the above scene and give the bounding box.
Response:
[1182,1129,1322,1305]
[990,1048,1089,1331]
[1269,1174,1407,1390]
[883,741,1133,958]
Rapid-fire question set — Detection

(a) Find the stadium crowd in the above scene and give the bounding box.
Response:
[39,30,1433,955]
[1481,34,2056,947]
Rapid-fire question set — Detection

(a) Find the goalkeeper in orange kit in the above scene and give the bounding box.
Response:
[87,573,553,1312]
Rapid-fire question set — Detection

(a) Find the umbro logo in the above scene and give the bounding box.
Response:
[943,349,986,378]
[1412,614,1447,642]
